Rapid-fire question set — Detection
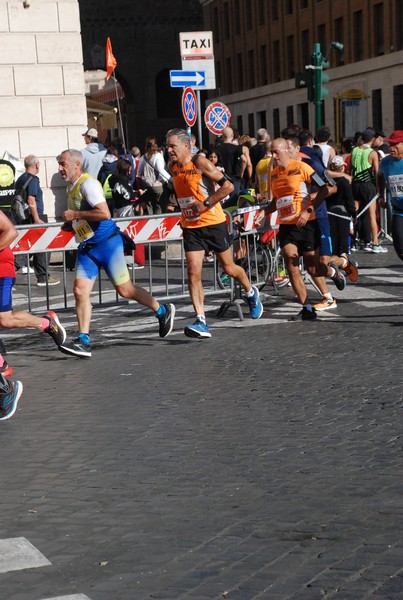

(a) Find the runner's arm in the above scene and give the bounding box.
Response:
[0,211,18,249]
[192,155,234,208]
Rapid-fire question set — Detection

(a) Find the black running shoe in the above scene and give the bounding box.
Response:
[328,261,346,291]
[59,337,91,358]
[158,303,175,338]
[43,311,66,347]
[0,380,23,421]
[290,307,317,321]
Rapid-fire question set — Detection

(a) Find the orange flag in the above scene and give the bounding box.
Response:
[106,37,117,80]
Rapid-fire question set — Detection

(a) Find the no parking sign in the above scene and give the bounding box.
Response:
[182,87,197,127]
[204,101,231,134]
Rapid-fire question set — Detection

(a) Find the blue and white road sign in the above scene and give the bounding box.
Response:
[170,70,206,88]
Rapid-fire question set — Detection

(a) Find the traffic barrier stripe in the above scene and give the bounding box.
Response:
[10,215,183,253]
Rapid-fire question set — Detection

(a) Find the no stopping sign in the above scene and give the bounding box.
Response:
[182,87,197,127]
[204,102,231,134]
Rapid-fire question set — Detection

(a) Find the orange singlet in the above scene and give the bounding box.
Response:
[170,160,226,229]
[271,159,315,225]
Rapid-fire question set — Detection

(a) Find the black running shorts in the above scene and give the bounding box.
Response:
[182,221,231,253]
[279,220,320,252]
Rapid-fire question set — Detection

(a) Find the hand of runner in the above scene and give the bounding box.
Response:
[296,209,309,228]
[188,201,205,217]
[254,209,265,226]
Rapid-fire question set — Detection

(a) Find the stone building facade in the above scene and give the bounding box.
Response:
[0,0,88,218]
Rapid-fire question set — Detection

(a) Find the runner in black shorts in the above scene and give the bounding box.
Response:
[279,220,321,252]
[182,222,231,254]
[167,128,263,338]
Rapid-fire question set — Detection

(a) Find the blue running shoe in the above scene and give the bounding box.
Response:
[184,318,211,339]
[59,336,91,358]
[247,285,264,319]
[0,380,23,421]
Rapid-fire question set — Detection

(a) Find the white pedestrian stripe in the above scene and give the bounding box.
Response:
[39,595,92,600]
[0,537,51,573]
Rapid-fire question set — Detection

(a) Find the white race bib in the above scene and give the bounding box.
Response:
[73,219,94,242]
[388,174,403,197]
[276,195,296,221]
[178,196,200,222]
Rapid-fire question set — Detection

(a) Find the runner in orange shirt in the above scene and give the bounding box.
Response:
[256,138,336,321]
[166,128,263,338]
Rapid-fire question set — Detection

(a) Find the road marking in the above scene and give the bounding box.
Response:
[0,537,51,573]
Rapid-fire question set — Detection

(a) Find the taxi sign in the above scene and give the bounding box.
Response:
[182,87,197,127]
[204,102,231,135]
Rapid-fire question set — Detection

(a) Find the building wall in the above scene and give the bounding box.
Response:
[0,0,87,219]
[200,0,403,141]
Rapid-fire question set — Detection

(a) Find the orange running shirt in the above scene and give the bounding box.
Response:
[170,160,226,229]
[270,159,315,224]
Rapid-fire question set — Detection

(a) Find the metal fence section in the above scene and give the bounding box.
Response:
[10,213,232,313]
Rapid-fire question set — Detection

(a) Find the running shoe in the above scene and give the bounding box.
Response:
[43,311,66,347]
[0,380,23,421]
[158,303,175,338]
[371,244,388,253]
[340,253,359,283]
[246,285,264,319]
[314,297,337,311]
[59,336,91,358]
[0,361,13,378]
[363,243,373,252]
[289,307,317,321]
[184,318,211,339]
[328,261,346,291]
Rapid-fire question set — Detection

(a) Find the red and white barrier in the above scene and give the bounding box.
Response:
[10,215,183,254]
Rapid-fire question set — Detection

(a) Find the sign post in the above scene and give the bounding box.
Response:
[179,31,216,147]
[182,87,197,128]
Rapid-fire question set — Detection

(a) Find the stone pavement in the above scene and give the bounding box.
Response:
[0,243,403,600]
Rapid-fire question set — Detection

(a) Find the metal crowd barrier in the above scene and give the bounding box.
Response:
[10,213,234,314]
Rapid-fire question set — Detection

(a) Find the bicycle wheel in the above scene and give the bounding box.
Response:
[242,241,272,291]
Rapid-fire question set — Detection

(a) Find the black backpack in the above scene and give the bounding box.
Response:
[11,175,34,224]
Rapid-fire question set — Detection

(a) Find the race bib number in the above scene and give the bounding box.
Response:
[276,195,296,221]
[388,174,403,198]
[178,196,200,222]
[73,219,94,242]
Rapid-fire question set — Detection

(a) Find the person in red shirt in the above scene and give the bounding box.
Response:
[0,211,66,376]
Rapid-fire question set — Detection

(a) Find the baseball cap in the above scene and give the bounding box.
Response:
[82,128,98,137]
[375,131,385,138]
[361,127,376,139]
[328,155,347,168]
[385,130,403,145]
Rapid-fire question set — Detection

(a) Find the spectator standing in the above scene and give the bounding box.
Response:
[112,137,136,185]
[81,128,107,179]
[215,127,248,201]
[250,128,271,183]
[15,155,60,287]
[137,136,171,214]
[315,126,336,167]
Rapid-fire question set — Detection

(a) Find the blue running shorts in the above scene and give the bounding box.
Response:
[317,217,333,257]
[76,233,130,285]
[0,277,15,312]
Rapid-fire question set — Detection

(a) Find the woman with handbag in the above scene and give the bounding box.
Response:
[136,136,172,214]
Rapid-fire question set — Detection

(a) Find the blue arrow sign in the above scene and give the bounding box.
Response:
[170,70,206,88]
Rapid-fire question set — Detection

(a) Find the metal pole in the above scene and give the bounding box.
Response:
[196,90,203,149]
[313,43,322,132]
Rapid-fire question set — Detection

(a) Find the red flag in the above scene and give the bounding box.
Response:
[106,37,117,80]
